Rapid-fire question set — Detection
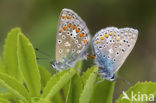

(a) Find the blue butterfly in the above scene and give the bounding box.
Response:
[92,27,138,81]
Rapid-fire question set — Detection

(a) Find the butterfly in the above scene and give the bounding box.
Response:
[51,8,91,70]
[92,27,138,81]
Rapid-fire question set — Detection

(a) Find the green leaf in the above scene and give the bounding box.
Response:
[63,60,83,101]
[38,65,51,88]
[116,81,156,103]
[51,92,64,103]
[75,60,83,72]
[3,28,22,81]
[17,33,41,97]
[0,98,10,103]
[79,66,98,103]
[40,68,76,102]
[90,79,115,103]
[0,93,20,103]
[0,57,5,73]
[66,74,82,103]
[0,72,30,103]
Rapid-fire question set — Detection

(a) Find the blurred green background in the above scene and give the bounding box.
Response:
[0,0,156,101]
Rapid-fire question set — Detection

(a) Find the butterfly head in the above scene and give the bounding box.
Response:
[51,60,57,69]
[51,60,70,70]
[98,66,116,81]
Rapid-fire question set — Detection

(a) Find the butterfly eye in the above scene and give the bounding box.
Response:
[51,60,56,68]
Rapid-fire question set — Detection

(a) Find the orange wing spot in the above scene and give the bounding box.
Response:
[68,24,72,27]
[120,42,122,45]
[83,39,87,44]
[63,26,67,30]
[76,28,80,33]
[116,37,120,41]
[62,16,66,19]
[67,16,71,19]
[109,33,112,36]
[100,36,104,40]
[59,29,62,33]
[104,34,109,38]
[113,33,116,36]
[80,33,84,37]
[87,54,96,59]
[73,25,76,29]
[95,41,100,44]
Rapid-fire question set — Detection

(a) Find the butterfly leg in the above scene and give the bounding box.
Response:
[66,63,80,73]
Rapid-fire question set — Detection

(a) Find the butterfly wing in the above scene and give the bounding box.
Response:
[56,8,90,63]
[92,27,138,73]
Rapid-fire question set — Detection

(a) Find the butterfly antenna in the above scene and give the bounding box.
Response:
[35,48,53,61]
[36,57,52,61]
[35,48,50,57]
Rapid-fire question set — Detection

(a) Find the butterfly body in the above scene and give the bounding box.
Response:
[92,27,138,81]
[52,8,90,70]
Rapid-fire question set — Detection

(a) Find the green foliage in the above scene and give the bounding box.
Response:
[79,67,98,103]
[0,72,30,103]
[17,32,41,97]
[66,74,82,103]
[0,93,19,103]
[0,98,10,103]
[0,57,5,73]
[0,28,155,103]
[3,28,22,82]
[40,68,76,102]
[91,79,116,103]
[116,81,156,103]
[38,65,51,88]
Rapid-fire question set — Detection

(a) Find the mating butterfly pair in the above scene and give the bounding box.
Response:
[51,8,138,81]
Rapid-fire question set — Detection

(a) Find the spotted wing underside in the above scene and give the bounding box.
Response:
[93,27,138,72]
[56,8,90,62]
